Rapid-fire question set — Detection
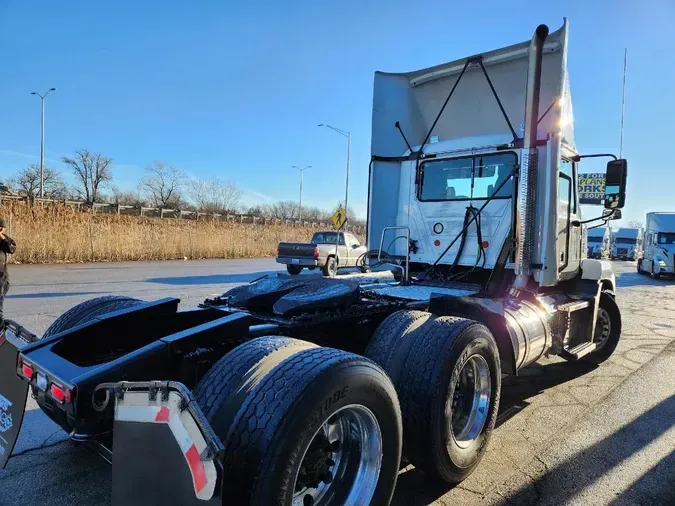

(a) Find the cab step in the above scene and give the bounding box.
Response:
[560,341,597,361]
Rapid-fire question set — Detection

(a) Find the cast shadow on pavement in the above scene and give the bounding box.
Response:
[391,360,598,505]
[146,271,279,286]
[497,394,675,506]
[616,269,674,288]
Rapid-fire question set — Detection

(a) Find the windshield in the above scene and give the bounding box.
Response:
[419,152,516,201]
[657,232,675,245]
[616,238,636,244]
[311,232,341,245]
[588,237,603,243]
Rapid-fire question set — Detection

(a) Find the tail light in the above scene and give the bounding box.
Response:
[21,361,34,380]
[314,245,319,259]
[50,383,72,404]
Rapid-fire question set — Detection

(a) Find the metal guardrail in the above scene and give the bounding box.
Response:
[0,195,365,232]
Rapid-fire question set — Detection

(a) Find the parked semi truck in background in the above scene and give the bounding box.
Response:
[611,227,643,260]
[638,212,675,278]
[0,19,627,506]
[586,227,611,259]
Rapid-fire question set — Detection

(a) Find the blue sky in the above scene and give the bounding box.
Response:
[1,0,673,223]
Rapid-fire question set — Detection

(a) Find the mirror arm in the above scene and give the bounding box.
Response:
[572,209,617,227]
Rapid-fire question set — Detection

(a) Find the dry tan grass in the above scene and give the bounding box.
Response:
[1,203,355,264]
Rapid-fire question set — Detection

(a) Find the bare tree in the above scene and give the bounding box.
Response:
[61,149,113,204]
[627,220,644,229]
[139,162,186,208]
[10,164,67,199]
[189,178,242,213]
[109,186,148,207]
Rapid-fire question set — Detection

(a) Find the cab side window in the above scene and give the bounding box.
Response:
[559,159,577,214]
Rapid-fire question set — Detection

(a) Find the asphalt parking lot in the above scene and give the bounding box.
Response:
[0,259,673,506]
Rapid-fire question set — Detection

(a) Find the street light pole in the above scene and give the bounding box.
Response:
[318,124,351,214]
[31,88,56,198]
[292,165,312,221]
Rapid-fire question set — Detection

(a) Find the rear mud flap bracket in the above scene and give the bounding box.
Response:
[109,381,223,506]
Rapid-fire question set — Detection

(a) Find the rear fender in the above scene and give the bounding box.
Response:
[107,381,223,506]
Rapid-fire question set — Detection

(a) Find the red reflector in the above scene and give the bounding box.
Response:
[155,406,170,423]
[50,383,70,403]
[0,331,6,347]
[21,362,34,379]
[185,444,207,493]
[434,240,441,247]
[482,240,489,248]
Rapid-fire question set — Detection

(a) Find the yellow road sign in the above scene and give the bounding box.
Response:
[331,207,347,230]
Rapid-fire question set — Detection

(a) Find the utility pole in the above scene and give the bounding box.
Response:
[619,48,627,158]
[292,165,311,221]
[30,88,56,198]
[318,124,351,213]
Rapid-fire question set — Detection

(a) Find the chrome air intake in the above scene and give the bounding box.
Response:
[513,24,549,293]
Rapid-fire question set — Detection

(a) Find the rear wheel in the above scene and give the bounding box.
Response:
[286,265,303,275]
[197,338,402,505]
[396,317,501,484]
[322,256,338,277]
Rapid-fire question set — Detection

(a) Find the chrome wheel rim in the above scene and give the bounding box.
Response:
[292,404,382,506]
[594,307,611,348]
[446,354,491,449]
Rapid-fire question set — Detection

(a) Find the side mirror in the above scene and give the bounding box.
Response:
[604,159,627,209]
[352,244,359,249]
[602,209,622,221]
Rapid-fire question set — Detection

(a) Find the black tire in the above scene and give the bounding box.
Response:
[286,265,303,275]
[43,295,143,338]
[204,340,402,505]
[365,309,434,389]
[583,291,622,364]
[397,316,501,484]
[322,256,337,277]
[36,296,143,432]
[194,336,317,438]
[637,259,645,275]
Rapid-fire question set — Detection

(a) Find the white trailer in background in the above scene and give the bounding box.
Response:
[586,227,610,259]
[611,227,643,260]
[638,212,675,278]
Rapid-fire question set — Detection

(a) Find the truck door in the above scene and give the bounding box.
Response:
[558,158,581,275]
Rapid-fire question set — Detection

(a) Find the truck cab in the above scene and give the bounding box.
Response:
[611,227,643,261]
[639,212,675,277]
[368,19,616,291]
[586,227,611,259]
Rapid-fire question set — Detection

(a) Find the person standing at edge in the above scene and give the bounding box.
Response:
[0,217,16,328]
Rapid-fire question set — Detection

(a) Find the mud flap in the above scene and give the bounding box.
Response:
[110,381,223,506]
[0,326,32,469]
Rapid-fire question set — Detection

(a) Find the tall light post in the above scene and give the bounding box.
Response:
[292,165,312,221]
[318,124,351,215]
[30,88,56,198]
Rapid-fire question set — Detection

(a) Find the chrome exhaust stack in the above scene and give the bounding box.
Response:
[512,24,549,294]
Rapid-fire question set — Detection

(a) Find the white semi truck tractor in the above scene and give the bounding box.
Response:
[1,18,627,506]
[611,227,643,260]
[638,212,675,277]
